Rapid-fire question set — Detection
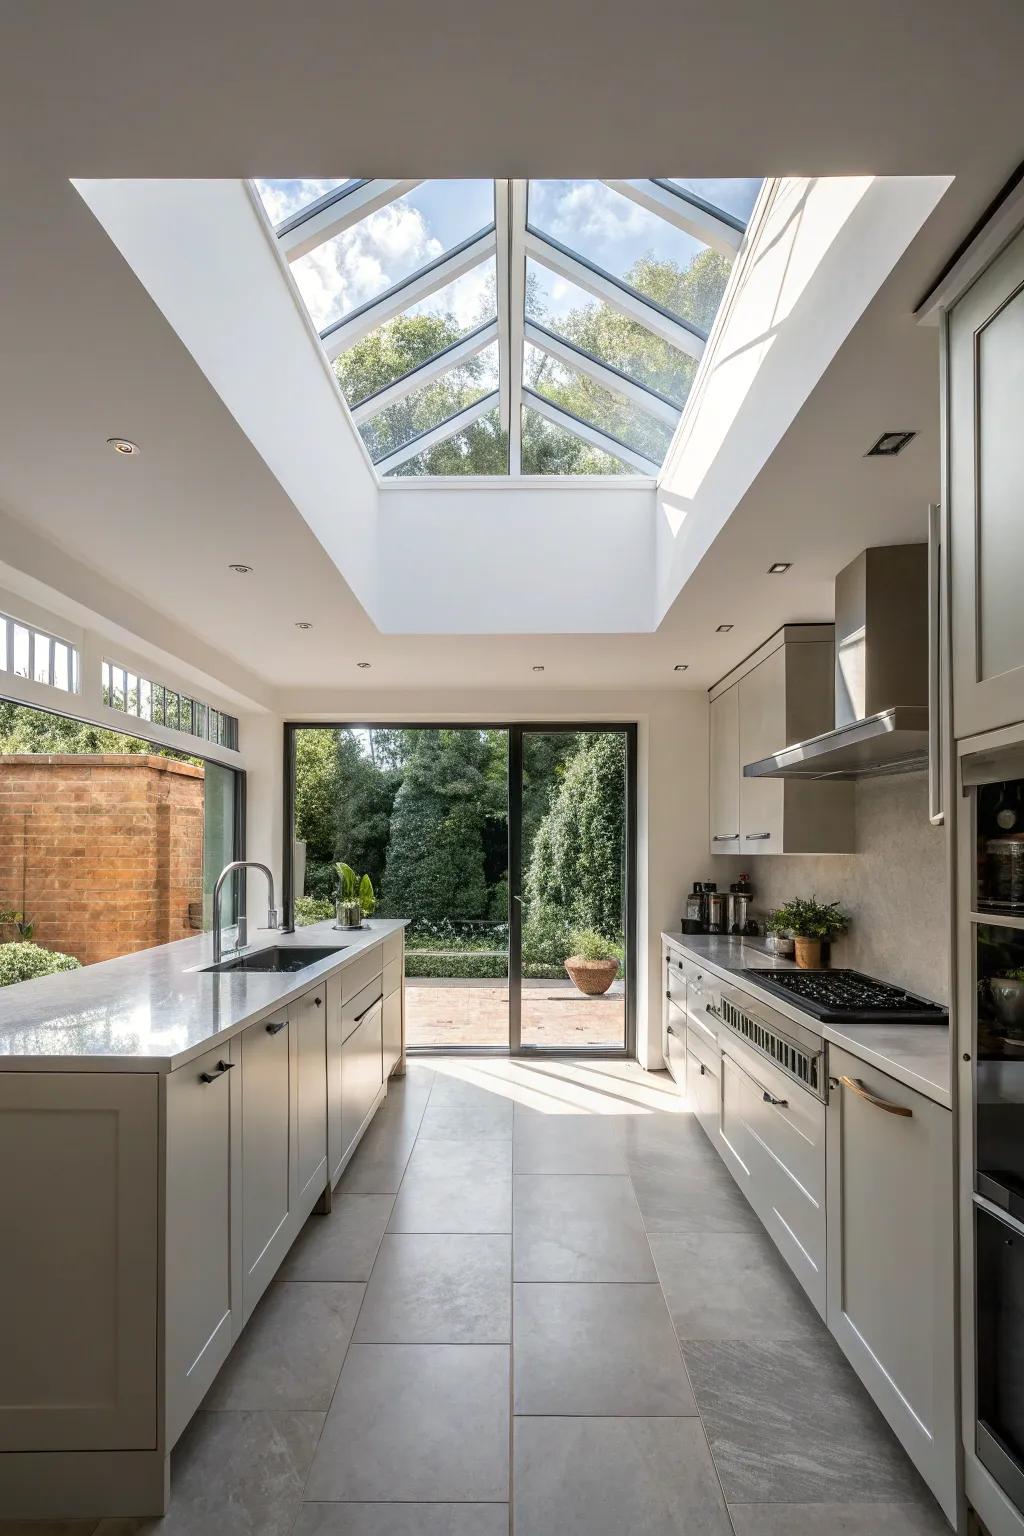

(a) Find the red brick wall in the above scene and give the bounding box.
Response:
[0,755,205,966]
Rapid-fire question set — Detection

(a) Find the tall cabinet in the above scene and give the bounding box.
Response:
[939,204,1024,1536]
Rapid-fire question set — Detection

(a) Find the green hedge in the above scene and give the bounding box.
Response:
[0,942,81,988]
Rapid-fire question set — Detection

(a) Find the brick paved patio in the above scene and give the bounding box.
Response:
[405,977,626,1049]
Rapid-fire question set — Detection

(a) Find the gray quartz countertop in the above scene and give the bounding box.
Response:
[661,930,951,1109]
[0,919,408,1072]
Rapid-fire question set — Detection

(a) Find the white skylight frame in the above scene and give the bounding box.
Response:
[258,176,759,481]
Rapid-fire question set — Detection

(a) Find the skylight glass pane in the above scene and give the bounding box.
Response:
[254,178,357,228]
[385,406,507,477]
[335,259,497,407]
[53,641,70,692]
[528,179,730,333]
[524,343,672,464]
[12,624,29,678]
[521,406,630,477]
[665,178,763,225]
[291,180,496,332]
[360,341,499,463]
[526,259,695,407]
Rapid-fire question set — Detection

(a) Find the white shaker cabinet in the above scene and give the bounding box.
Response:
[949,225,1024,739]
[709,684,740,852]
[341,991,385,1162]
[826,1046,956,1523]
[240,1011,294,1319]
[294,984,328,1207]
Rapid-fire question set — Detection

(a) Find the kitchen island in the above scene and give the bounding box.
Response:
[660,929,956,1525]
[0,919,407,1518]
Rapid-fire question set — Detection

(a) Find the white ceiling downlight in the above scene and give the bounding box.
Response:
[294,620,313,629]
[865,430,917,457]
[767,562,792,574]
[228,562,253,573]
[106,437,139,456]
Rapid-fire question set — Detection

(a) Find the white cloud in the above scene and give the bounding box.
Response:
[540,180,650,248]
[254,178,349,226]
[291,201,445,330]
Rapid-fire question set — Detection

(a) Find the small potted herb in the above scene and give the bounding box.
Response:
[768,897,848,969]
[335,862,374,930]
[564,929,621,996]
[764,909,795,959]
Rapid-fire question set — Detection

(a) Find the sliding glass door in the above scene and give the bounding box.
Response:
[285,722,634,1054]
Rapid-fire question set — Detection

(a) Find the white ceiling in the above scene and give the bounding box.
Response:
[1,1,1021,697]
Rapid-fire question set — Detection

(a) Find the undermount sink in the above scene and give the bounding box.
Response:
[201,945,347,974]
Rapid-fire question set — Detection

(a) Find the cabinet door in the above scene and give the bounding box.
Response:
[950,227,1024,738]
[341,998,384,1161]
[382,989,402,1079]
[826,1047,956,1521]
[709,685,740,855]
[240,1013,293,1317]
[326,972,345,1185]
[0,1072,158,1451]
[738,648,785,853]
[165,1042,239,1447]
[294,985,327,1211]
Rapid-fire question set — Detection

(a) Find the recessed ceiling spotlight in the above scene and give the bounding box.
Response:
[768,562,792,575]
[228,563,253,574]
[356,661,371,669]
[716,624,734,633]
[673,664,689,672]
[865,430,917,458]
[294,621,313,630]
[107,437,139,457]
[532,665,545,672]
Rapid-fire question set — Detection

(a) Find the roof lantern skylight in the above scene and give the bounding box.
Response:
[254,176,763,478]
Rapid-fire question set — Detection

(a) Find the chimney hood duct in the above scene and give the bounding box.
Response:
[744,545,930,781]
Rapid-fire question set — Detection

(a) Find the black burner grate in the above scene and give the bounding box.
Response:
[737,968,947,1024]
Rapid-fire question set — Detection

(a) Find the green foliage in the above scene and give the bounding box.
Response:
[303,860,337,900]
[995,968,1024,983]
[0,942,81,988]
[0,701,201,766]
[0,908,34,941]
[568,928,616,962]
[336,861,359,901]
[770,897,848,941]
[332,730,403,888]
[295,896,333,927]
[379,730,493,922]
[358,873,376,916]
[525,733,625,935]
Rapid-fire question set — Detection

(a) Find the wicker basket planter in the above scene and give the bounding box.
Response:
[793,937,822,969]
[564,956,619,996]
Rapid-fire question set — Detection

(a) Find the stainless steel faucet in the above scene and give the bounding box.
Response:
[212,861,278,965]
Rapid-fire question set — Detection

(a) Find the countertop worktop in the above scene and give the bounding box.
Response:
[0,919,408,1072]
[662,931,951,1109]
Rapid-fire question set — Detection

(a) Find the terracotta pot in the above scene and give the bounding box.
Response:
[793,937,822,970]
[564,956,619,995]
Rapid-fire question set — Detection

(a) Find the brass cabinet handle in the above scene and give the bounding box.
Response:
[838,1074,912,1117]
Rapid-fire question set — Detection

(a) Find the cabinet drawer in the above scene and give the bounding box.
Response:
[382,931,404,968]
[383,956,402,997]
[341,943,383,1001]
[687,1048,719,1141]
[341,1000,384,1159]
[342,975,385,1044]
[685,1020,719,1080]
[666,953,687,1010]
[665,1027,686,1087]
[382,989,402,1078]
[240,1013,293,1318]
[722,1034,825,1206]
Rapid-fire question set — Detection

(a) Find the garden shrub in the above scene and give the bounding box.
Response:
[0,942,81,988]
[295,895,333,926]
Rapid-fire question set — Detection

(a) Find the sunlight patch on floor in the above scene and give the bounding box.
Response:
[425,1056,686,1116]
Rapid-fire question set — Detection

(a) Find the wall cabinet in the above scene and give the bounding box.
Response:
[826,1045,956,1523]
[949,224,1024,739]
[709,625,854,856]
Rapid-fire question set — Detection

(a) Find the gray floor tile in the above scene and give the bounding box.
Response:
[388,1172,512,1233]
[513,1175,656,1281]
[95,1409,322,1536]
[203,1282,363,1410]
[355,1234,511,1343]
[650,1231,819,1339]
[280,1194,395,1282]
[405,1137,512,1178]
[513,1282,695,1416]
[513,1115,630,1174]
[728,1503,952,1535]
[630,1162,762,1233]
[337,1150,412,1195]
[419,1103,513,1140]
[428,1073,514,1109]
[294,1504,510,1536]
[513,1416,732,1536]
[305,1343,510,1503]
[683,1337,927,1504]
[621,1113,721,1177]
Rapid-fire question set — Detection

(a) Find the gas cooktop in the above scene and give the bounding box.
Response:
[737,968,948,1025]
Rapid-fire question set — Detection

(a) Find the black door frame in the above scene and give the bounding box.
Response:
[282,721,637,1058]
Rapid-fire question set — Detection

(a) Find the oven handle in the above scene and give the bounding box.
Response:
[722,1049,793,1110]
[833,1074,913,1118]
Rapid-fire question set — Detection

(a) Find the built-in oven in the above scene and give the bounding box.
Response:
[976,1202,1024,1511]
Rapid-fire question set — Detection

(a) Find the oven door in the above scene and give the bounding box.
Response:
[976,1201,1024,1513]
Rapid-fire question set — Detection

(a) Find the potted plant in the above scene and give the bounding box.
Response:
[335,862,365,930]
[769,897,848,969]
[564,929,620,996]
[763,909,795,959]
[990,968,1024,1036]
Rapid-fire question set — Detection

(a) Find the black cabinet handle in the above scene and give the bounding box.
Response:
[200,1060,234,1083]
[354,993,383,1024]
[699,1063,706,1076]
[266,1019,287,1035]
[762,1089,788,1108]
[314,996,322,1008]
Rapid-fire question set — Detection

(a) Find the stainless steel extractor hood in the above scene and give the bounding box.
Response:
[744,545,930,781]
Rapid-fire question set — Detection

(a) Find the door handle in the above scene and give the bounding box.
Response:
[266,1019,287,1035]
[836,1074,912,1117]
[200,1060,234,1083]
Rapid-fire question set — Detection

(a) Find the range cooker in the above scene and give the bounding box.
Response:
[738,967,949,1026]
